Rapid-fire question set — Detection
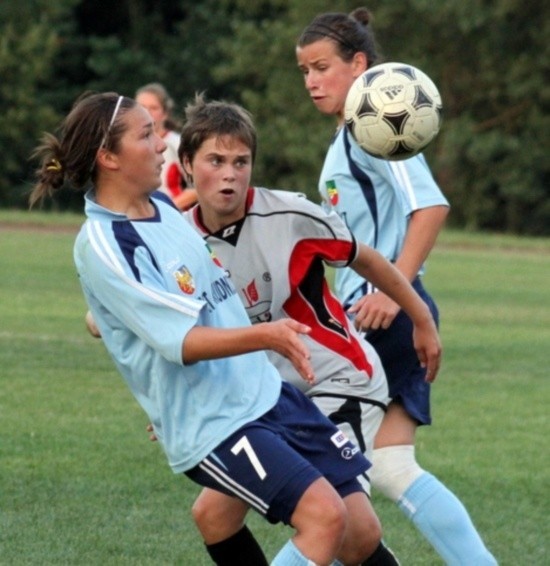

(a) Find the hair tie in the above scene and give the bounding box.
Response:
[46,158,62,172]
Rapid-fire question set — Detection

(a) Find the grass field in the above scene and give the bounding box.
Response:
[1,210,549,565]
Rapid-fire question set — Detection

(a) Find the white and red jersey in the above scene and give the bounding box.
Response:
[185,187,388,406]
[159,130,185,198]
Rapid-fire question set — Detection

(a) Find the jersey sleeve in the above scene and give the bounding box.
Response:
[349,135,449,217]
[74,221,204,366]
[284,191,358,268]
[386,156,449,216]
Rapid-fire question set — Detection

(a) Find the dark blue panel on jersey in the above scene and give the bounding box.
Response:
[112,221,160,283]
[343,129,379,248]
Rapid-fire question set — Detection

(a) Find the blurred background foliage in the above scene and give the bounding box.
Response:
[1,0,548,234]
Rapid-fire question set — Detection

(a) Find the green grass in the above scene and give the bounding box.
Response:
[1,211,549,565]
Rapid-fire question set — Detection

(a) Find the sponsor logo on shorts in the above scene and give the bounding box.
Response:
[331,430,349,449]
[341,446,360,460]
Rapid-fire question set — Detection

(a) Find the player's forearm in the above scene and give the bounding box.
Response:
[182,321,314,383]
[181,325,270,364]
[395,205,449,281]
[352,245,433,324]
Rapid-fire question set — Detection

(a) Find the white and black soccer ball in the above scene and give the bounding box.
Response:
[344,62,442,161]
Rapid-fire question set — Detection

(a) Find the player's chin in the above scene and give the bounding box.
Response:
[150,172,162,189]
[312,98,329,112]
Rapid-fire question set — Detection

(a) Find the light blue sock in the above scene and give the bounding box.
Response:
[398,473,498,565]
[271,539,317,566]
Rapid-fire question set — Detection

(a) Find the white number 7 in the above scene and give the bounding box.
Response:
[231,435,267,480]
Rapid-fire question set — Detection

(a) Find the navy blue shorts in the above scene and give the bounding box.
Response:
[185,382,369,525]
[364,278,439,425]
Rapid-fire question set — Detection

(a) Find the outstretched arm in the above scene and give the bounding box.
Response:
[347,241,442,381]
[182,319,314,384]
[85,312,315,384]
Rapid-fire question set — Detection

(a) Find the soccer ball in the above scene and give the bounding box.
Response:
[344,62,442,161]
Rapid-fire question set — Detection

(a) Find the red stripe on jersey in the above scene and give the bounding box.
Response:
[166,163,184,197]
[284,239,373,377]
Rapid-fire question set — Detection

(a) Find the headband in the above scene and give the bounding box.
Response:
[99,95,124,150]
[306,23,359,54]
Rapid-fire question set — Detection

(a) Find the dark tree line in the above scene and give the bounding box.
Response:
[2,0,548,235]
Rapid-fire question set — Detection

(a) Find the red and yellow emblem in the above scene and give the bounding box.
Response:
[174,265,195,294]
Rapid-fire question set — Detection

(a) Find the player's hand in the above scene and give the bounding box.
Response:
[260,319,315,385]
[412,319,442,383]
[146,423,157,442]
[347,292,400,331]
[85,310,102,338]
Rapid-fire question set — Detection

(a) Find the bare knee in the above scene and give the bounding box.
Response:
[192,489,248,544]
[291,478,348,563]
[338,491,383,564]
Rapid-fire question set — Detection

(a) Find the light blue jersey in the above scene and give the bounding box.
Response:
[74,191,281,473]
[319,127,449,307]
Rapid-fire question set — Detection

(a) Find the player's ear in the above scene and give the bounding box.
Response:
[181,155,193,177]
[96,147,119,171]
[351,52,368,78]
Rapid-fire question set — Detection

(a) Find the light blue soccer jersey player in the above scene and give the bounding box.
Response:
[298,8,497,565]
[29,91,389,566]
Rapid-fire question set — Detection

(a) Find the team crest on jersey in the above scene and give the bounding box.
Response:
[174,265,195,294]
[205,242,223,267]
[325,180,339,206]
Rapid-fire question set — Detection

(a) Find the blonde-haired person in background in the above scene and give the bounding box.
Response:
[136,82,197,210]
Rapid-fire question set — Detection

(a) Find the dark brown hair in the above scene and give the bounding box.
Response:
[297,7,381,67]
[29,92,135,207]
[178,93,257,166]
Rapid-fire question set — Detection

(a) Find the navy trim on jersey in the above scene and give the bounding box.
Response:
[343,129,379,248]
[112,221,160,282]
[152,189,179,210]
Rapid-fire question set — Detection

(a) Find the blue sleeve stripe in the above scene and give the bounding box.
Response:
[86,221,203,318]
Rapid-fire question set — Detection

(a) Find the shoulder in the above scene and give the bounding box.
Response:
[253,186,320,214]
[251,187,350,238]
